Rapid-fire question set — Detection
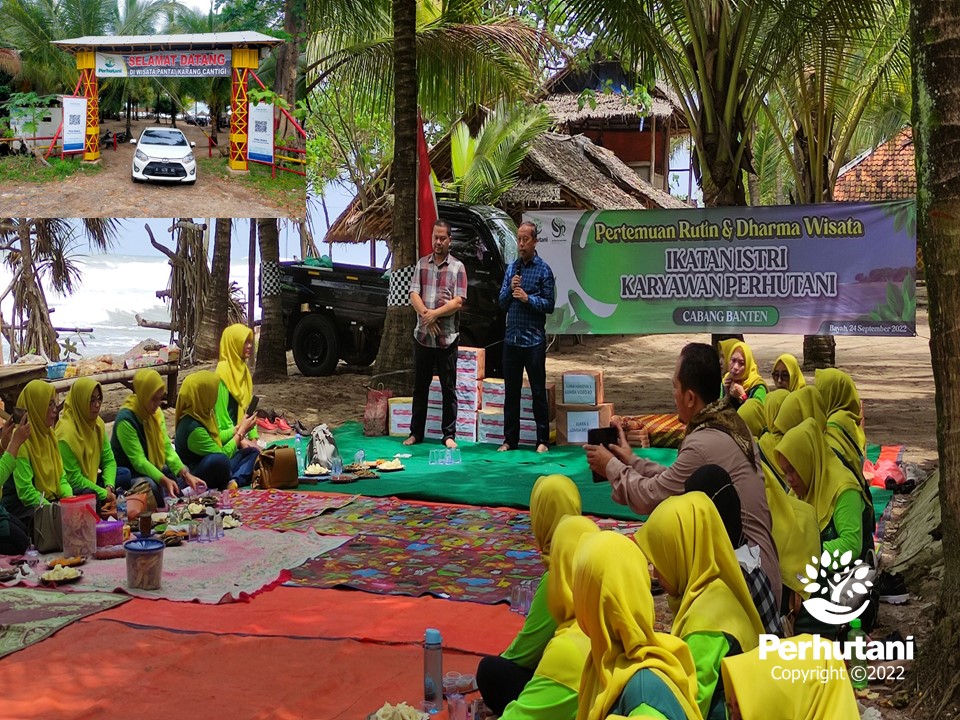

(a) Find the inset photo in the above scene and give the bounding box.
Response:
[0,26,305,218]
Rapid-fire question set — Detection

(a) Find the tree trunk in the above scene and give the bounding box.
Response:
[276,0,304,111]
[373,0,419,376]
[194,218,233,361]
[15,222,59,360]
[254,218,288,382]
[802,334,836,370]
[911,0,960,714]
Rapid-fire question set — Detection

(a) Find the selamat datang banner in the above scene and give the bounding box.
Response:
[95,51,232,78]
[522,201,916,337]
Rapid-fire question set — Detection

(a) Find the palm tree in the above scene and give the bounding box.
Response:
[254,218,287,381]
[0,218,118,361]
[562,0,886,207]
[309,0,546,374]
[194,218,233,361]
[911,1,960,714]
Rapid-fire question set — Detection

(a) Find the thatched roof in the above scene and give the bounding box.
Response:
[543,89,676,125]
[324,130,687,244]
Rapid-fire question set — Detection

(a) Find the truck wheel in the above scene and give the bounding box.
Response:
[292,314,340,376]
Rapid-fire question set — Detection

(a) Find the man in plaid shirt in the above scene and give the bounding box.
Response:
[497,221,556,453]
[404,220,468,449]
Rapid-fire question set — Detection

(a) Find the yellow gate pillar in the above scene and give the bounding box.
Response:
[229,47,259,171]
[77,50,99,161]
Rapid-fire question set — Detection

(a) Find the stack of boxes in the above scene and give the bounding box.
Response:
[387,347,559,445]
[555,370,615,445]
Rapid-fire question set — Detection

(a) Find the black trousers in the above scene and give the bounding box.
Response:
[476,655,535,715]
[410,339,458,443]
[503,341,550,447]
[0,511,29,555]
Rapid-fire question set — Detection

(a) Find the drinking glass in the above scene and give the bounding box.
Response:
[451,449,462,465]
[444,449,453,465]
[429,449,439,465]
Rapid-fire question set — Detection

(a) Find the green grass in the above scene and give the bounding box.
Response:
[196,155,305,209]
[0,154,103,183]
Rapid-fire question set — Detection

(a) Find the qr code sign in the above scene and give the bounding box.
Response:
[68,114,81,125]
[254,120,268,133]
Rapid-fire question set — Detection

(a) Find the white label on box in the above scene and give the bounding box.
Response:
[563,375,598,405]
[566,411,600,444]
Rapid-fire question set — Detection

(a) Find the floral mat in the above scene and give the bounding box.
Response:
[228,488,358,530]
[27,529,351,604]
[285,496,642,604]
[0,588,130,659]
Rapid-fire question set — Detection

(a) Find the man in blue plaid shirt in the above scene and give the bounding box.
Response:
[497,221,556,453]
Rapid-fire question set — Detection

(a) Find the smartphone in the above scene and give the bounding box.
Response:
[587,427,620,483]
[10,407,26,424]
[246,395,260,416]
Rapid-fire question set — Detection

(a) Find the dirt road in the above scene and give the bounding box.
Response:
[0,120,304,218]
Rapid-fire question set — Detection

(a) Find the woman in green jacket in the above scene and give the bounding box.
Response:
[213,324,260,486]
[0,412,33,553]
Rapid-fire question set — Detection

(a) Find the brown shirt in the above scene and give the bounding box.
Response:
[606,427,782,603]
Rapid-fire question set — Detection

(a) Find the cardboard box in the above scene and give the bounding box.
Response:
[388,397,413,436]
[481,378,556,419]
[425,415,478,443]
[427,378,482,412]
[457,346,486,381]
[555,403,615,445]
[561,371,604,405]
[477,409,554,445]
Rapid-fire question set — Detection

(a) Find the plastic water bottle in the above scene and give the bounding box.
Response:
[423,628,443,713]
[24,544,40,573]
[116,491,127,522]
[294,433,305,475]
[847,618,869,690]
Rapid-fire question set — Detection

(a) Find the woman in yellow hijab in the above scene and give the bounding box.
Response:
[575,531,701,720]
[776,418,872,561]
[499,515,598,720]
[215,324,260,452]
[815,368,868,490]
[722,342,767,406]
[736,398,765,439]
[175,370,253,491]
[772,386,826,437]
[56,378,129,506]
[720,635,859,720]
[110,369,203,505]
[1,380,72,520]
[478,474,582,716]
[635,493,765,720]
[770,353,806,392]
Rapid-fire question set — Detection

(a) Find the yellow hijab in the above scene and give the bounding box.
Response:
[17,380,64,499]
[773,386,826,435]
[530,474,582,567]
[775,418,864,532]
[815,368,866,457]
[761,470,822,595]
[737,398,765,439]
[574,531,701,720]
[537,515,599,691]
[723,342,765,395]
[720,635,860,720]
[634,493,764,652]
[772,353,806,392]
[718,339,739,374]
[216,323,254,422]
[55,378,105,482]
[175,371,223,444]
[121,369,168,469]
[757,389,792,490]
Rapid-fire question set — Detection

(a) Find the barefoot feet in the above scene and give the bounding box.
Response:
[496,443,512,452]
[402,435,419,446]
[444,438,458,449]
[536,444,549,453]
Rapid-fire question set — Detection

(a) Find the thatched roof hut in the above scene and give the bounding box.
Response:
[325,130,686,244]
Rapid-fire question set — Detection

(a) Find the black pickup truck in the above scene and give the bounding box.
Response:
[280,201,519,376]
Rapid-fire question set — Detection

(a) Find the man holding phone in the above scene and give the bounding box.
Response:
[497,221,555,453]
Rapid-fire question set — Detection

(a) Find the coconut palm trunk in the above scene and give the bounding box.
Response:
[373,0,418,377]
[194,218,233,361]
[255,218,288,381]
[911,0,960,712]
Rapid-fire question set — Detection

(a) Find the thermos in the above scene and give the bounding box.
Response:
[423,628,443,713]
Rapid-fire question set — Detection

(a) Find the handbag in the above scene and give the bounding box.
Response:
[308,424,341,468]
[33,502,63,553]
[124,480,159,521]
[252,446,299,490]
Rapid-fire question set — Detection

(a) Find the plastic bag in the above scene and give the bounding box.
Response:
[308,424,341,467]
[363,385,393,437]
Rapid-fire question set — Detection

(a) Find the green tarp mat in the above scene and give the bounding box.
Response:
[268,423,894,522]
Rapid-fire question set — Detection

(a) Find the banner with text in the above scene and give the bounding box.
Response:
[522,201,916,337]
[61,96,86,153]
[95,51,232,78]
[247,102,274,163]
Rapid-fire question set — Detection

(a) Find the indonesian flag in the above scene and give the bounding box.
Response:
[417,110,438,258]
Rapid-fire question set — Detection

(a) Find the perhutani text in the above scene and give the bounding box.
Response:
[759,634,915,662]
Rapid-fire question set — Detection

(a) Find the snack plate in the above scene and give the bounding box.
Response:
[46,556,86,569]
[365,710,429,720]
[377,465,405,473]
[0,566,19,582]
[41,569,84,585]
[330,473,359,485]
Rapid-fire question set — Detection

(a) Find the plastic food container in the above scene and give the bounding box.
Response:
[61,495,98,557]
[96,520,124,548]
[46,362,68,380]
[124,538,164,590]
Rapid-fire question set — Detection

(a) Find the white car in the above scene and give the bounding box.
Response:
[131,127,197,184]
